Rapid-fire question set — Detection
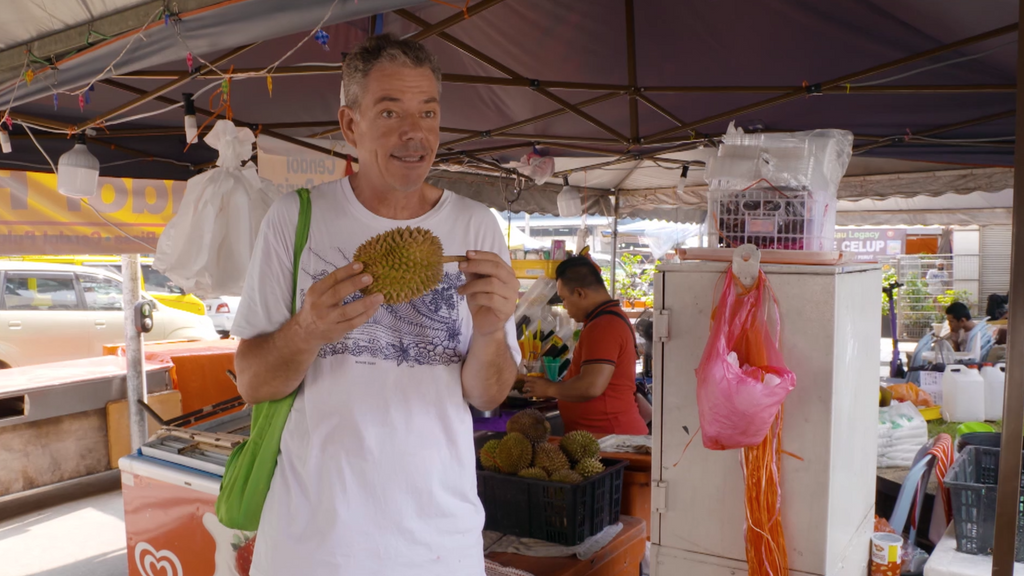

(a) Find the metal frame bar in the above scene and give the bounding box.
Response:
[852,110,1015,154]
[625,0,639,144]
[991,2,1024,570]
[437,92,624,148]
[395,9,630,144]
[112,66,1017,95]
[444,129,621,146]
[409,0,511,42]
[79,44,256,132]
[100,77,354,163]
[552,141,709,178]
[642,23,1018,143]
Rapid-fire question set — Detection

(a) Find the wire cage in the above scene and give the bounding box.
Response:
[890,254,980,340]
[709,187,835,251]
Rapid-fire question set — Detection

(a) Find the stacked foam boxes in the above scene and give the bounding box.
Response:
[705,124,854,251]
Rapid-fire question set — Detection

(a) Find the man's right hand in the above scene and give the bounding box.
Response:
[293,261,385,349]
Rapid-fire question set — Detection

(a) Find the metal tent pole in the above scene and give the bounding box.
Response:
[121,254,148,450]
[610,190,620,299]
[991,5,1024,573]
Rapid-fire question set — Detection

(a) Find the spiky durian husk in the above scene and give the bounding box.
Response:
[574,458,605,479]
[506,409,551,444]
[532,442,571,476]
[517,467,550,481]
[353,226,444,304]
[479,439,502,473]
[550,469,583,485]
[496,432,533,474]
[560,430,601,463]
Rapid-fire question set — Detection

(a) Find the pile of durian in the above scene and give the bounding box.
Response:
[479,410,604,484]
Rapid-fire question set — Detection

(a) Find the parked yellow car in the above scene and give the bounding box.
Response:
[0,255,206,315]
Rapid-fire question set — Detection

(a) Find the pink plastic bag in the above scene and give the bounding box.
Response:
[696,269,796,450]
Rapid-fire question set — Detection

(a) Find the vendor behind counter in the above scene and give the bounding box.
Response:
[523,257,649,435]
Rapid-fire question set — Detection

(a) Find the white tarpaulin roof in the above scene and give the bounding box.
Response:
[837,188,1012,226]
[257,132,1014,226]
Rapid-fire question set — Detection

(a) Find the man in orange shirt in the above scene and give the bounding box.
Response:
[523,257,649,435]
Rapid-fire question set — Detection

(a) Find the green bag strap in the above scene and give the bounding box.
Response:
[292,188,312,313]
[214,187,312,532]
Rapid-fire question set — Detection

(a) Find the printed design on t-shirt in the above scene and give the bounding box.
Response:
[302,248,466,366]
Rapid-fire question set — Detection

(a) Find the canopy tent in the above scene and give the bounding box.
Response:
[3,4,1024,568]
[0,0,1017,223]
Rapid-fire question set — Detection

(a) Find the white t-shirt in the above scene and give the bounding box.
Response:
[231,177,520,576]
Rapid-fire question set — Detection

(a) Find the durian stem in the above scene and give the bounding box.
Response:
[442,255,469,263]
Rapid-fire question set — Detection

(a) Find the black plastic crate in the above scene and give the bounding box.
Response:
[945,445,1024,560]
[477,458,627,546]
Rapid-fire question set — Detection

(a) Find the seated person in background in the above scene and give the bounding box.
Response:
[523,257,649,435]
[986,293,1009,321]
[945,302,995,363]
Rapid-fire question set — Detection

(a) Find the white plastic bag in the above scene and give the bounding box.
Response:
[704,122,853,196]
[154,120,282,296]
[877,401,929,468]
[516,151,556,184]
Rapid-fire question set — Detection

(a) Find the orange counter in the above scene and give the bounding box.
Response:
[105,339,239,415]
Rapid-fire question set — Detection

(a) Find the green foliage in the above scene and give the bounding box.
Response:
[602,253,659,306]
[881,265,898,316]
[937,289,974,312]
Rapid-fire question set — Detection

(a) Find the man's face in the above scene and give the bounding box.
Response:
[937,263,945,271]
[947,314,965,333]
[557,280,586,322]
[339,64,440,193]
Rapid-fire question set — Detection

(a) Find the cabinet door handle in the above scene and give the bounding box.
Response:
[8,320,21,329]
[95,320,106,328]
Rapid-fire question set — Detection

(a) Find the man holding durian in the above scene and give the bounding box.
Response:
[231,34,521,576]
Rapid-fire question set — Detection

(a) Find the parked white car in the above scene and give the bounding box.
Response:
[203,296,241,337]
[0,262,219,368]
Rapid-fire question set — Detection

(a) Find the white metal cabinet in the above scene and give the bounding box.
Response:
[651,261,880,576]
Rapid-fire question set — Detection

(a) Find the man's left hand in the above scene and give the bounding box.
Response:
[458,251,519,337]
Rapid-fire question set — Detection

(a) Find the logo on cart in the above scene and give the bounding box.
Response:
[135,542,183,576]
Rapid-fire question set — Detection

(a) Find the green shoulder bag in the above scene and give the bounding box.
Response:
[215,187,311,531]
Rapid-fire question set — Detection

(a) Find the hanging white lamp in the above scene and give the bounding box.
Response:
[57,134,99,198]
[183,93,198,143]
[556,175,582,217]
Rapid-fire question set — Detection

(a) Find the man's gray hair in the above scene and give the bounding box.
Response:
[341,33,442,111]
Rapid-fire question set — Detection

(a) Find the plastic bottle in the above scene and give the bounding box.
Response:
[941,365,986,423]
[981,363,1006,421]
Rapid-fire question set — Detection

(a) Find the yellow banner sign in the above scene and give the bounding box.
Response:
[0,170,186,255]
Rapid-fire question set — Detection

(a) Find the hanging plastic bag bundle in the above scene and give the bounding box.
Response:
[695,266,796,576]
[695,269,795,450]
[154,119,281,296]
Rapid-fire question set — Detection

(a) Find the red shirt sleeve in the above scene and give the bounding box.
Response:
[576,316,628,369]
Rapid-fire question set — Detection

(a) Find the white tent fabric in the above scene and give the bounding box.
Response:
[837,189,1012,226]
[0,0,146,50]
[490,209,547,250]
[256,132,1013,226]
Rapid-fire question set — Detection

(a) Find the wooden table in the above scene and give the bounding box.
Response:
[487,515,647,576]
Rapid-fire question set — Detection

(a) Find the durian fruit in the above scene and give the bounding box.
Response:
[575,458,605,479]
[518,467,549,481]
[560,430,601,463]
[495,432,533,474]
[353,226,466,304]
[506,409,551,443]
[532,442,571,476]
[550,469,583,485]
[479,439,502,473]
